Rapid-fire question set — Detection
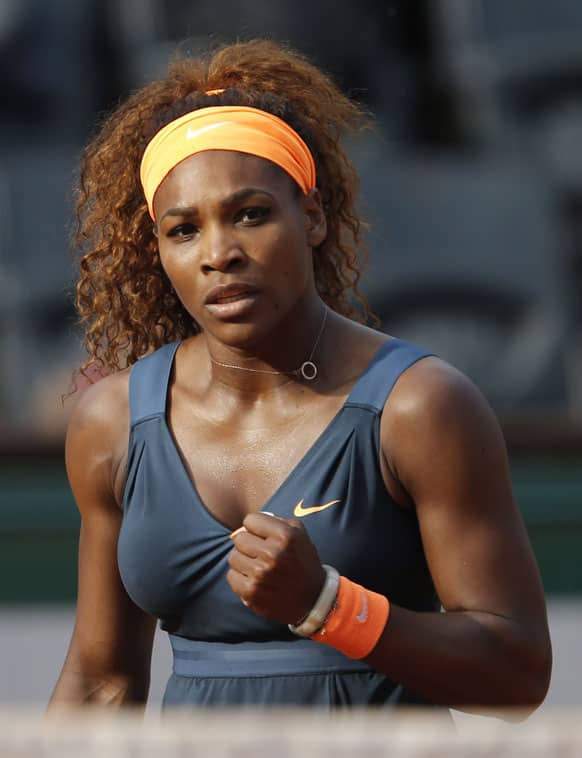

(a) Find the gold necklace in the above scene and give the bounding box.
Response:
[209,308,328,381]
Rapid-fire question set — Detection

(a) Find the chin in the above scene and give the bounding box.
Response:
[203,318,271,350]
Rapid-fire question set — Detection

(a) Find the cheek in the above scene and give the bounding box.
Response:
[266,227,311,280]
[160,244,190,281]
[270,259,311,308]
[159,249,201,306]
[159,255,180,291]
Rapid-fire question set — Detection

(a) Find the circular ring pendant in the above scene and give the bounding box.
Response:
[300,361,318,381]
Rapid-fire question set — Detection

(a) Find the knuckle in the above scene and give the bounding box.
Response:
[252,563,266,583]
[247,575,262,598]
[225,568,236,589]
[253,555,274,580]
[289,517,306,532]
[272,525,293,549]
[260,544,279,566]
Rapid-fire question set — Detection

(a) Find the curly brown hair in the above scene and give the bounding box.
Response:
[74,39,373,375]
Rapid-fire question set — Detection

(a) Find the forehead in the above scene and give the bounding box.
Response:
[153,150,295,215]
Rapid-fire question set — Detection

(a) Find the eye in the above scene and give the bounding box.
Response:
[167,222,198,240]
[237,206,270,224]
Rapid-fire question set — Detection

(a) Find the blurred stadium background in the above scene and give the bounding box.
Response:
[0,0,580,717]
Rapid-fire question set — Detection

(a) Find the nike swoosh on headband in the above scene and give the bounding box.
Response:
[293,499,341,517]
[186,121,231,140]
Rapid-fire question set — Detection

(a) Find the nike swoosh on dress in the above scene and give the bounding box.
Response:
[293,499,341,517]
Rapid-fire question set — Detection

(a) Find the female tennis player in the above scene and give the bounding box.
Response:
[49,39,551,713]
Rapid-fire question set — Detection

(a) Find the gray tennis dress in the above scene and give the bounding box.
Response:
[117,338,441,707]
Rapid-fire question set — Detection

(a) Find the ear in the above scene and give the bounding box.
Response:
[302,188,327,248]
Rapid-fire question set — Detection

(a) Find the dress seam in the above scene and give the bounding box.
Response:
[169,669,373,681]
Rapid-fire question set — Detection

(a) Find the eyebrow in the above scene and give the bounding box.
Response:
[159,187,275,221]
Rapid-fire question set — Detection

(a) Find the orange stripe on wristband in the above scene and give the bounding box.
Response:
[310,576,390,659]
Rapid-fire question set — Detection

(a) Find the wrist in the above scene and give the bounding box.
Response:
[288,565,340,638]
[310,575,390,659]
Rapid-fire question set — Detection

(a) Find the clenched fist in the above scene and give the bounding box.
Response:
[227,512,326,625]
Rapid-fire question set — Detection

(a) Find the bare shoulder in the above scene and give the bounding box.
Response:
[66,369,131,512]
[380,353,509,499]
[68,369,130,431]
[384,353,498,434]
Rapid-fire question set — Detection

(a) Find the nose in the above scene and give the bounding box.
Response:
[200,224,246,274]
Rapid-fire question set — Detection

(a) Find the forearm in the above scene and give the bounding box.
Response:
[365,604,551,711]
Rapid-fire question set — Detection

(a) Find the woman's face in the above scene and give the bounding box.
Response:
[154,150,326,347]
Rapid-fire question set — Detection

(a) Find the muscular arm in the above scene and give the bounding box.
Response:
[366,358,552,712]
[48,375,156,710]
[227,357,551,715]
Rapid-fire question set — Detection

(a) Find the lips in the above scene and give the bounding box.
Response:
[204,282,259,305]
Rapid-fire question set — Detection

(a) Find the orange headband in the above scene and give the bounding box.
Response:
[140,105,317,220]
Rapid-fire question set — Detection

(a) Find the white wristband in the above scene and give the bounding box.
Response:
[288,564,340,638]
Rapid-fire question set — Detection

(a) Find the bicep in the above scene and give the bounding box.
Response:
[384,360,548,631]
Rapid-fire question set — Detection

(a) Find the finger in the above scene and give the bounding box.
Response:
[230,511,276,540]
[242,511,293,539]
[229,530,267,559]
[226,567,253,606]
[230,525,246,540]
[228,547,258,576]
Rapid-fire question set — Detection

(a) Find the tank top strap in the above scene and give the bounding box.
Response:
[345,339,432,413]
[128,341,180,427]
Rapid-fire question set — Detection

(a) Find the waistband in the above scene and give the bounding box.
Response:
[169,636,373,678]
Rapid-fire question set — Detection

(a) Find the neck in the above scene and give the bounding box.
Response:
[204,301,330,395]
